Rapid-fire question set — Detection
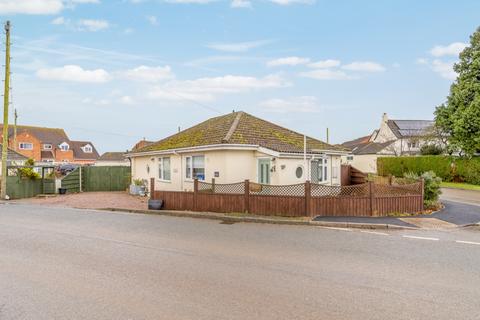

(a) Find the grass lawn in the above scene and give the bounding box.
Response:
[440,182,480,191]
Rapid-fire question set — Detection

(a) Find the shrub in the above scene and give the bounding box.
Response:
[18,158,41,180]
[420,144,443,155]
[404,171,442,208]
[377,156,480,185]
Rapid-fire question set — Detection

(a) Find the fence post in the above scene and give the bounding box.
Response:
[244,179,250,213]
[150,177,155,199]
[211,178,215,193]
[305,180,311,216]
[193,178,198,211]
[369,180,374,216]
[420,178,425,211]
[79,167,83,192]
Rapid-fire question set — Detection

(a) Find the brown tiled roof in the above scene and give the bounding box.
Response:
[135,111,347,154]
[0,144,28,162]
[98,152,127,162]
[341,135,371,150]
[0,124,70,145]
[341,135,394,155]
[132,139,155,151]
[70,141,100,160]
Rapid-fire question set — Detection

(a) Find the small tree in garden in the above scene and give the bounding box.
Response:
[420,144,443,155]
[434,26,480,157]
[404,171,442,209]
[19,159,40,180]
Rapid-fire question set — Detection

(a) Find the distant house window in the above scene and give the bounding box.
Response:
[346,156,354,161]
[185,155,205,181]
[158,157,171,181]
[407,142,418,149]
[295,166,303,179]
[19,142,33,150]
[83,146,92,153]
[43,144,52,150]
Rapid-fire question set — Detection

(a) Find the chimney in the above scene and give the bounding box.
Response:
[382,113,388,123]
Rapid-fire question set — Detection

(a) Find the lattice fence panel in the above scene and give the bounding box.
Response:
[249,182,305,196]
[311,183,369,197]
[198,181,213,193]
[373,182,421,196]
[213,182,245,194]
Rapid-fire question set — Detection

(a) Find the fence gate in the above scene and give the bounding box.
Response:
[60,166,131,193]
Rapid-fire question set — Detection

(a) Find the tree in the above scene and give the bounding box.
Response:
[434,26,480,157]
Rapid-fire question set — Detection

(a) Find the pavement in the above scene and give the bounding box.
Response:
[315,188,480,229]
[1,203,480,320]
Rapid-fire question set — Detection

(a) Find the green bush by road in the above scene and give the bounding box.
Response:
[377,156,480,185]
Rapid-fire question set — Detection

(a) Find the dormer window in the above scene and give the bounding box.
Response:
[43,144,52,150]
[82,145,93,153]
[59,142,70,151]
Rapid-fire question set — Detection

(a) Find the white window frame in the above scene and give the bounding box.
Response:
[19,142,33,150]
[43,144,52,150]
[185,155,205,181]
[312,157,328,183]
[59,142,69,151]
[158,157,171,182]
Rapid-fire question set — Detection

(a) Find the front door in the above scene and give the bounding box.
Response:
[258,159,271,184]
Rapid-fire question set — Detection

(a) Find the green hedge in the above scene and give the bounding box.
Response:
[377,156,480,185]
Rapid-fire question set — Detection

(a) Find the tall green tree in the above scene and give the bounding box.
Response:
[435,27,480,156]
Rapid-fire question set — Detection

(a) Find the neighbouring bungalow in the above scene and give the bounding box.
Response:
[95,152,130,167]
[127,111,348,192]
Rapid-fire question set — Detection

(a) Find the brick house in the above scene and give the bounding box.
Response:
[0,125,100,165]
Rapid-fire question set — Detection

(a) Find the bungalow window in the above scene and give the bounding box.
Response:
[19,142,33,150]
[312,158,328,183]
[185,155,205,181]
[43,144,52,150]
[158,157,171,181]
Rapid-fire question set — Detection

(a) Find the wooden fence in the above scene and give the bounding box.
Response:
[2,166,56,199]
[61,166,131,193]
[152,178,424,217]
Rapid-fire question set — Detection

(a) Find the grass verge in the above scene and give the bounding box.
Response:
[440,182,480,191]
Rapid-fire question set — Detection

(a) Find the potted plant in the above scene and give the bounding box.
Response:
[130,179,146,196]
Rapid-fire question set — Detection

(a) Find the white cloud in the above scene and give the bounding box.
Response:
[206,40,271,52]
[36,65,111,83]
[51,16,66,24]
[308,59,341,68]
[231,0,251,8]
[431,59,456,80]
[123,28,134,35]
[0,0,63,14]
[430,42,468,57]
[300,69,353,80]
[341,61,385,72]
[164,0,217,3]
[70,0,100,3]
[260,96,320,113]
[119,96,135,105]
[122,65,174,82]
[77,19,109,31]
[268,0,314,5]
[146,15,158,25]
[267,56,310,67]
[148,74,290,102]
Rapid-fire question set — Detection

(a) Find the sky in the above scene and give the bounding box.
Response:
[0,0,479,153]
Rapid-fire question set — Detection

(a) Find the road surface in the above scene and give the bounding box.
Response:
[1,203,480,319]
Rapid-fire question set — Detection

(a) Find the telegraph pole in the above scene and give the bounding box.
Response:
[1,21,11,200]
[13,109,17,151]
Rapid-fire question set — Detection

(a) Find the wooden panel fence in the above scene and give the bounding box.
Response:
[152,178,424,217]
[61,166,131,193]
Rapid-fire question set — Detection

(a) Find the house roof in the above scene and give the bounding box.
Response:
[341,135,371,150]
[341,136,395,155]
[132,139,155,151]
[70,141,100,160]
[135,111,347,154]
[0,144,28,162]
[351,141,395,155]
[0,124,70,145]
[387,120,434,138]
[98,152,127,162]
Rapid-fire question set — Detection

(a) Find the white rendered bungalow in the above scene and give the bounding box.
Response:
[128,111,348,191]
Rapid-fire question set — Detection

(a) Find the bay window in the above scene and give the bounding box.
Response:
[158,157,171,181]
[185,155,205,180]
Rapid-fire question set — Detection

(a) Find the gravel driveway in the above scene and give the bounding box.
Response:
[13,191,149,210]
